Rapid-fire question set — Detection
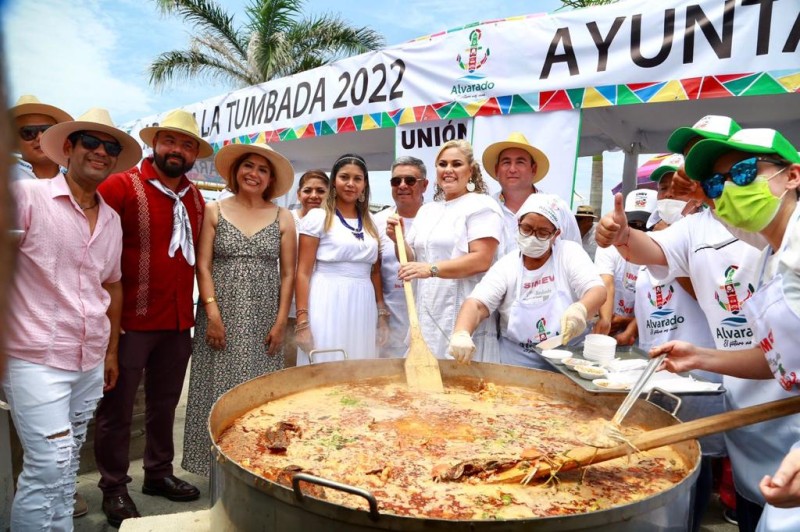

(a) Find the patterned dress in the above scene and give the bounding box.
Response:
[182,206,284,476]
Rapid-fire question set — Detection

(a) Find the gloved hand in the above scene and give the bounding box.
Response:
[448,330,476,364]
[560,302,588,345]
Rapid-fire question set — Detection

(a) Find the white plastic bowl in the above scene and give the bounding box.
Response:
[541,349,571,364]
[576,365,607,379]
[563,357,591,370]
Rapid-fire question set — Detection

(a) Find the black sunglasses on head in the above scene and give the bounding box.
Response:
[390,176,421,187]
[19,125,52,141]
[73,133,123,157]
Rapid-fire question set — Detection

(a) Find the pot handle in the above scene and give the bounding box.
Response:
[646,387,683,417]
[292,472,380,521]
[308,348,349,363]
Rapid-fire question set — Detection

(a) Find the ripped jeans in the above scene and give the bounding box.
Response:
[2,357,104,531]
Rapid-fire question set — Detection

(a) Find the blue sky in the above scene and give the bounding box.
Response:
[2,0,632,209]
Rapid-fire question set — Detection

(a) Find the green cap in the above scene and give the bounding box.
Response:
[649,153,685,182]
[685,128,800,181]
[667,115,742,154]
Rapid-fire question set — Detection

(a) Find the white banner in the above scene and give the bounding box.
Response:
[122,0,800,146]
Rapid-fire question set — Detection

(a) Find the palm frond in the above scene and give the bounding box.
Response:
[148,49,256,89]
[245,0,303,81]
[153,0,248,60]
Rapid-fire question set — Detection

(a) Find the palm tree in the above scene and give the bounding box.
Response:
[149,0,385,88]
[559,0,616,214]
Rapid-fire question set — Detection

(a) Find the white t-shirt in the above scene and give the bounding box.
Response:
[299,208,379,265]
[470,240,602,333]
[594,244,637,317]
[581,223,597,261]
[494,190,581,256]
[374,207,415,358]
[649,207,796,505]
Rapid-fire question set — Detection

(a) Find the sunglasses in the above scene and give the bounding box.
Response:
[390,176,421,187]
[19,125,52,141]
[701,156,787,199]
[75,133,123,157]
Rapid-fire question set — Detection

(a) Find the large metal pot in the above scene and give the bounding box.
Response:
[209,360,700,531]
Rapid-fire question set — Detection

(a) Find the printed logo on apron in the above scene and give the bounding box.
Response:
[645,283,684,336]
[713,264,756,348]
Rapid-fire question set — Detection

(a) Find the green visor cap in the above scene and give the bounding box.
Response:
[685,128,800,182]
[649,154,685,182]
[667,115,742,154]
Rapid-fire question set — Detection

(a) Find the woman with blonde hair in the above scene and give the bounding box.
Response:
[295,154,388,363]
[183,142,296,476]
[387,139,503,361]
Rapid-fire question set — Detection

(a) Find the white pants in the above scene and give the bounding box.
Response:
[2,357,104,531]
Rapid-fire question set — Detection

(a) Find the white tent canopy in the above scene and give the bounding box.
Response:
[121,0,800,202]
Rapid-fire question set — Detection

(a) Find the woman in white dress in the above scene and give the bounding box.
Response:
[285,170,329,366]
[650,128,800,530]
[386,139,503,361]
[295,154,388,364]
[449,194,605,369]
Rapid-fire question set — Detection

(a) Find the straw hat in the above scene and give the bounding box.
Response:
[139,109,213,158]
[481,132,550,182]
[40,108,143,173]
[575,205,597,218]
[10,94,73,123]
[214,143,295,199]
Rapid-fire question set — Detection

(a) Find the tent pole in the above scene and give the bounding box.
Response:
[621,142,640,198]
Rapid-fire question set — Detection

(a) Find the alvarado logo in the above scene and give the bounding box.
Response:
[713,265,755,347]
[452,29,495,96]
[520,317,551,354]
[760,329,799,391]
[646,284,683,331]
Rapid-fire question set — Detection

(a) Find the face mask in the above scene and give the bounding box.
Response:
[715,175,784,233]
[517,233,552,258]
[656,199,687,225]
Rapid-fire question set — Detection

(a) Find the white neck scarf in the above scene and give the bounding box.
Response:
[149,179,196,266]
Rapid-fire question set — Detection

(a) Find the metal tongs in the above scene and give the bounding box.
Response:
[591,354,666,448]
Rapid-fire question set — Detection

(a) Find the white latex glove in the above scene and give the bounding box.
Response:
[560,302,588,345]
[448,330,476,364]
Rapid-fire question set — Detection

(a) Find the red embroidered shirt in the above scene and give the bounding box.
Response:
[98,158,204,331]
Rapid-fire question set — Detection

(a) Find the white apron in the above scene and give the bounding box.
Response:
[747,226,800,530]
[499,256,572,370]
[634,268,725,456]
[615,260,638,317]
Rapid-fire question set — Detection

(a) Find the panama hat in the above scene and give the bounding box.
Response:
[481,132,550,182]
[649,153,685,182]
[667,115,741,154]
[685,128,800,182]
[215,143,295,199]
[10,94,73,123]
[575,205,597,218]
[139,109,213,158]
[40,108,143,173]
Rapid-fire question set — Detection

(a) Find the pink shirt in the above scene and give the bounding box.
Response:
[7,174,123,371]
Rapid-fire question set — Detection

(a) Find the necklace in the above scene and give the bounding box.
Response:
[335,209,364,240]
[80,203,98,210]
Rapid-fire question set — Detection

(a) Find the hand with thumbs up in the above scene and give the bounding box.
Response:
[595,193,631,249]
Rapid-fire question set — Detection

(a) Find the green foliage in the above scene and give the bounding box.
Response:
[150,0,384,89]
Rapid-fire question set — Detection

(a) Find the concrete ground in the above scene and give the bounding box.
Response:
[72,365,739,531]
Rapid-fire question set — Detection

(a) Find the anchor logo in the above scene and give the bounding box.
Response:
[714,265,754,315]
[457,29,490,74]
[648,284,674,309]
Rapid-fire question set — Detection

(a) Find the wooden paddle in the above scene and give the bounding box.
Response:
[488,394,800,484]
[395,220,444,393]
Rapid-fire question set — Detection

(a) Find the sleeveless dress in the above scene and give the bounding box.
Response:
[182,206,284,476]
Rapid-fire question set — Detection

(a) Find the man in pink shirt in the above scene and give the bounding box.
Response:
[2,108,141,530]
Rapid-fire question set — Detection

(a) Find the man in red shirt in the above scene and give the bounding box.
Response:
[93,109,212,528]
